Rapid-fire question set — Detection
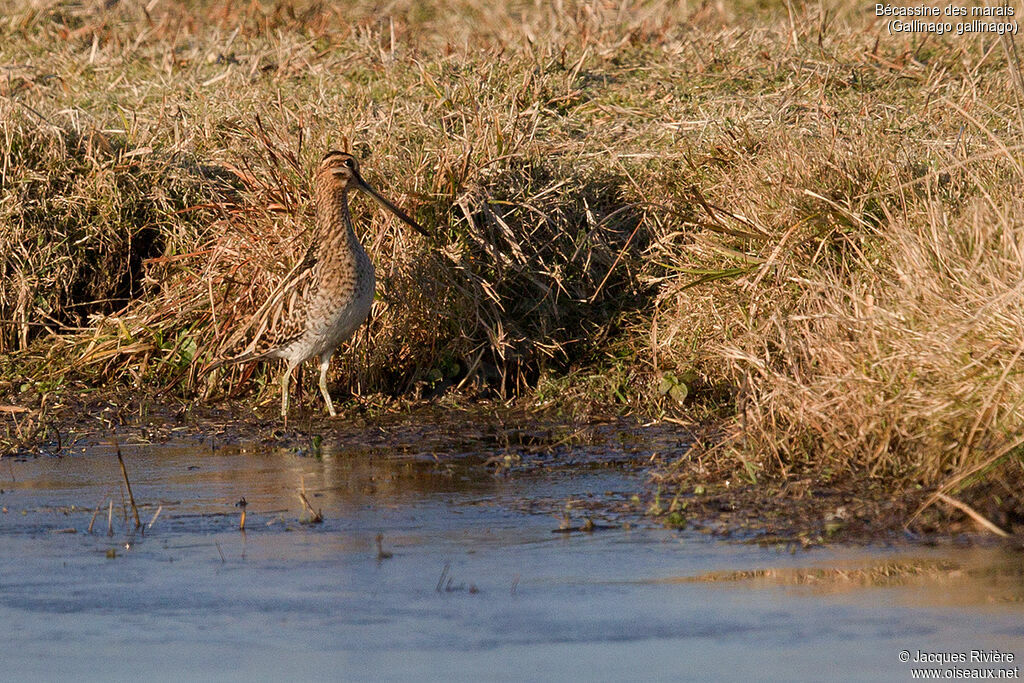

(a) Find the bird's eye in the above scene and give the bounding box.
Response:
[344,159,354,168]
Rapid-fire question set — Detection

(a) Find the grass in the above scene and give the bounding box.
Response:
[1,0,1023,534]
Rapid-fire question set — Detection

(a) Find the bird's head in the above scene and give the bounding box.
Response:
[319,150,361,186]
[317,150,429,237]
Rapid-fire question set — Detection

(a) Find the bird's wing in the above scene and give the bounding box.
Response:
[221,248,321,357]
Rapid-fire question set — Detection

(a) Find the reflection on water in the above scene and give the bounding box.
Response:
[663,553,1024,608]
[0,423,1021,681]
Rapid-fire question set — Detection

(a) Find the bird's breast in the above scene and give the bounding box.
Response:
[308,249,375,352]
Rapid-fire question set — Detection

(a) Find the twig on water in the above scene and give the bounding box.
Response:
[114,440,141,530]
[87,502,101,534]
[118,481,127,525]
[87,490,113,534]
[236,497,247,531]
[375,533,392,560]
[436,562,451,592]
[298,478,322,524]
[934,492,1010,538]
[147,505,162,530]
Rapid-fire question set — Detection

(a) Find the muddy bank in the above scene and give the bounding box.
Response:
[1,392,1018,545]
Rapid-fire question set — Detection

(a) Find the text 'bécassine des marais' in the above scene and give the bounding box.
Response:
[876,5,1014,16]
[876,4,1017,35]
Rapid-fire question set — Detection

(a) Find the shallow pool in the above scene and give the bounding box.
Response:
[1,427,1021,681]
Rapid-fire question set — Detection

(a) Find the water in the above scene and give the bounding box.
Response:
[1,423,1021,682]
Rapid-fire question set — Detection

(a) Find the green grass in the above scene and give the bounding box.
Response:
[1,0,1022,533]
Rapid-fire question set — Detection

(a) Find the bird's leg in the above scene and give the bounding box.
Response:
[318,354,337,417]
[281,359,299,426]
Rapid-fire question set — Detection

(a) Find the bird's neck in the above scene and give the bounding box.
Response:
[315,186,361,254]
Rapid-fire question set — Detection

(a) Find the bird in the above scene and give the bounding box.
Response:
[206,150,428,421]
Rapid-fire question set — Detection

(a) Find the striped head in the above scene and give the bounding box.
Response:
[318,151,361,188]
[317,150,429,237]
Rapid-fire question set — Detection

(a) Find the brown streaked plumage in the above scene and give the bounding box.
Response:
[207,151,428,420]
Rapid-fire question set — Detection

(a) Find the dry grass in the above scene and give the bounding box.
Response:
[2,0,1023,530]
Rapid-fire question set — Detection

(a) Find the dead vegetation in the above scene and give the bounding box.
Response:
[1,0,1023,534]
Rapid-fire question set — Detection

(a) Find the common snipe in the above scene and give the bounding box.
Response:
[208,151,427,420]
